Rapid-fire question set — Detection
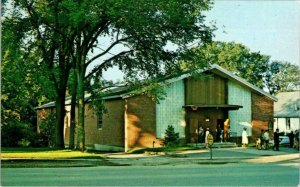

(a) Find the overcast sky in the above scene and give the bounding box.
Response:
[102,0,300,81]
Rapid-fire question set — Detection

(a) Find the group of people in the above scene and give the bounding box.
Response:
[194,127,210,148]
[196,125,299,151]
[216,125,230,143]
[195,127,205,143]
[256,129,271,149]
[256,129,279,151]
[258,128,300,151]
[195,126,231,145]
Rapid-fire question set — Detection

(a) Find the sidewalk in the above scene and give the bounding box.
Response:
[2,147,298,167]
[102,147,299,166]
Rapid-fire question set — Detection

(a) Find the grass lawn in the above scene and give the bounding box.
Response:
[1,147,128,168]
[1,146,197,168]
[1,147,105,159]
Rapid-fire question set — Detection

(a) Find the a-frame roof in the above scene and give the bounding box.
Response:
[159,64,277,101]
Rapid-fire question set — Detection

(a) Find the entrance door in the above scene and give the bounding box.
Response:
[217,119,225,130]
[189,118,198,143]
[216,119,225,142]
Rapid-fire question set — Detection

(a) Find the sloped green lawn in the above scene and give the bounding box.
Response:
[1,147,104,159]
[1,148,125,167]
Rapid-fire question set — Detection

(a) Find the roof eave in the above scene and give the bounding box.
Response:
[210,64,278,102]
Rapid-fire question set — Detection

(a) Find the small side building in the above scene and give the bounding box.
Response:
[273,91,300,134]
[36,64,277,151]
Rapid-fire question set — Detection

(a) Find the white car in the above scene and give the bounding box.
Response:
[279,136,289,145]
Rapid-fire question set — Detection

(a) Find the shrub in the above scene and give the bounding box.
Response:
[1,121,35,147]
[164,125,179,147]
[37,113,56,147]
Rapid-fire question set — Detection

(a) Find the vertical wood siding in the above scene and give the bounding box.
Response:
[156,80,185,138]
[228,81,252,136]
[185,74,226,105]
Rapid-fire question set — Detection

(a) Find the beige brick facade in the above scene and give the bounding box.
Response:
[80,99,125,147]
[125,95,156,151]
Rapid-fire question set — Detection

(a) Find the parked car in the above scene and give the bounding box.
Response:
[279,136,289,145]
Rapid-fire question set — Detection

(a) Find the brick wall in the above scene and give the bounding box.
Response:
[125,95,156,150]
[84,99,125,147]
[37,100,125,148]
[251,93,274,142]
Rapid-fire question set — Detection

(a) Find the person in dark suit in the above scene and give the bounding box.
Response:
[273,129,280,151]
[289,131,294,148]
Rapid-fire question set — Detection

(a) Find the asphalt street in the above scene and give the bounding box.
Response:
[1,147,299,186]
[1,161,299,186]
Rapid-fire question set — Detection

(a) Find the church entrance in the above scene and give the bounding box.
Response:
[186,108,227,143]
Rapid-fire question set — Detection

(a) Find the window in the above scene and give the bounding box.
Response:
[97,110,103,129]
[268,119,273,130]
[286,118,291,130]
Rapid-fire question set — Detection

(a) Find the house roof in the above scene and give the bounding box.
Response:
[274,91,300,118]
[34,86,127,110]
[35,64,277,110]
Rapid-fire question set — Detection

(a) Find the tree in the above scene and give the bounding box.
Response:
[164,125,180,147]
[1,16,56,146]
[68,0,215,150]
[4,0,215,150]
[3,0,76,148]
[180,41,269,88]
[264,61,300,95]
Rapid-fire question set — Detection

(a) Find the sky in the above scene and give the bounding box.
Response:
[205,0,300,65]
[102,0,300,81]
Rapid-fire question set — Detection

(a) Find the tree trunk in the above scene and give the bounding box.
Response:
[76,55,86,151]
[76,73,85,151]
[69,70,77,149]
[54,90,66,148]
[53,57,70,149]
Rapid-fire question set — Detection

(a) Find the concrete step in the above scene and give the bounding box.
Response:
[188,142,237,149]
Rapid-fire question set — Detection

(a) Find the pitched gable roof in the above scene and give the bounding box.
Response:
[164,64,277,101]
[274,91,300,118]
[210,64,277,101]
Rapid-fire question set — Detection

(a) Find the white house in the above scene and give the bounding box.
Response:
[273,91,300,134]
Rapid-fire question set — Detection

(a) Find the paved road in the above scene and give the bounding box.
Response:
[2,147,299,186]
[2,161,298,186]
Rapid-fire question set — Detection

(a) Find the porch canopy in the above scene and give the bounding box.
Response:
[182,104,242,110]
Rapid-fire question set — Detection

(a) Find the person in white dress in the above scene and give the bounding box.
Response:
[205,128,210,148]
[242,128,248,147]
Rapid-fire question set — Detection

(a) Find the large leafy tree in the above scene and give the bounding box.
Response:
[180,41,300,95]
[1,16,55,146]
[180,41,269,88]
[264,61,300,95]
[3,0,75,148]
[4,0,215,149]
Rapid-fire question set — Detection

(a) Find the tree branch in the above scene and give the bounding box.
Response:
[86,36,131,67]
[86,21,111,51]
[85,50,133,79]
